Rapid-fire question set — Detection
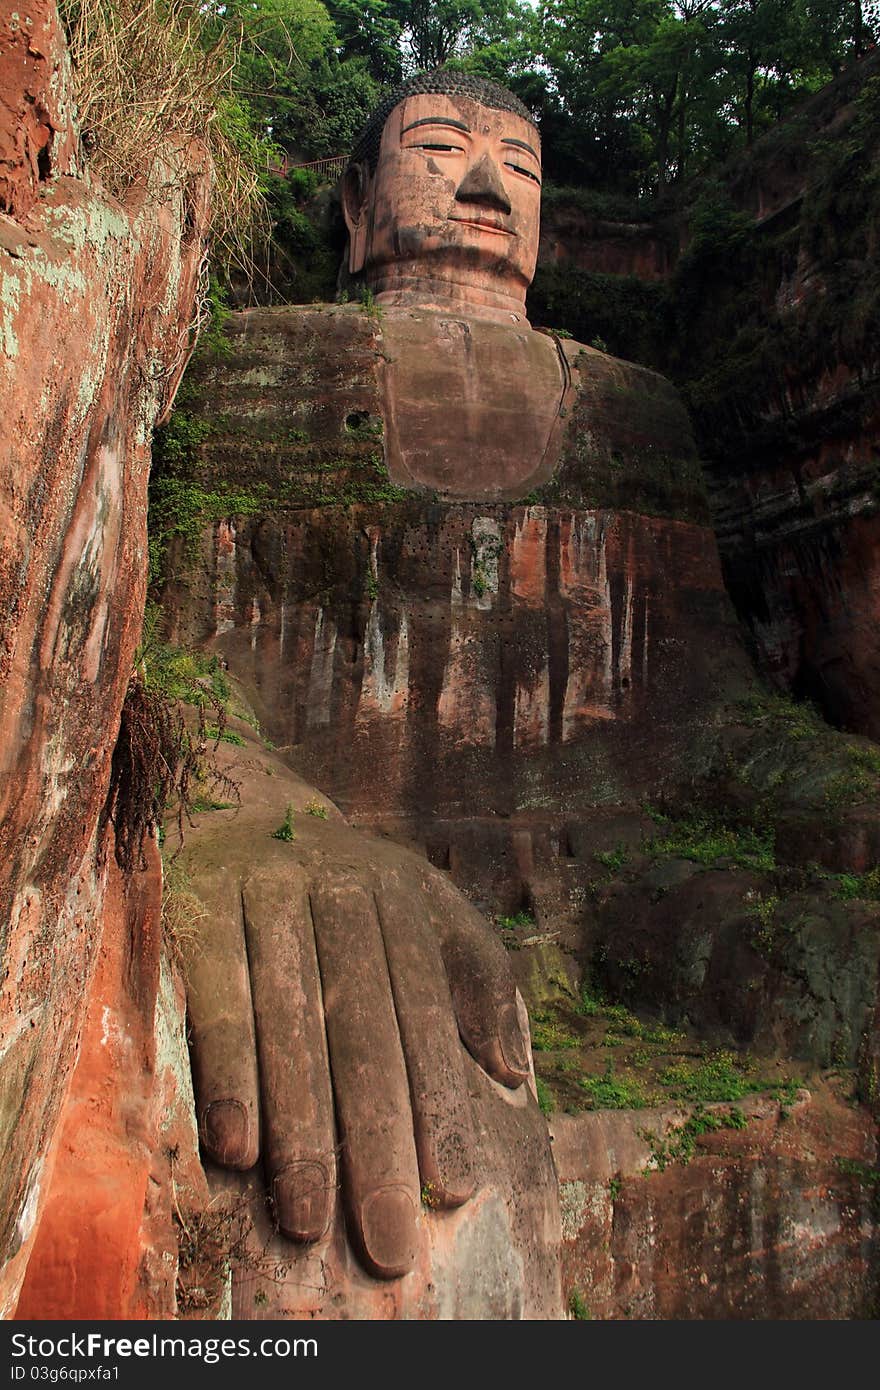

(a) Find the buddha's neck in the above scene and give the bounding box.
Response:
[368,270,530,327]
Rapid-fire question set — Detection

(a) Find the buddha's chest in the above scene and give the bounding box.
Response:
[375,310,572,500]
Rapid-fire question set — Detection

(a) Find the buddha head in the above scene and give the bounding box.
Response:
[342,71,542,323]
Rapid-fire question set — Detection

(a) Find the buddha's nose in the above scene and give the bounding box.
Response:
[454,153,512,216]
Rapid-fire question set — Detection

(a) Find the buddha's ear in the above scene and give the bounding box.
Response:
[342,162,372,275]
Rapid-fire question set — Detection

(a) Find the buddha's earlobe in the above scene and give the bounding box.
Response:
[342,163,371,275]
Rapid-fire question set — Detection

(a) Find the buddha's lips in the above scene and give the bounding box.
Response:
[447,215,516,236]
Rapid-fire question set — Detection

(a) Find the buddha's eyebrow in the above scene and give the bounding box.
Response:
[401,117,471,135]
[502,136,540,160]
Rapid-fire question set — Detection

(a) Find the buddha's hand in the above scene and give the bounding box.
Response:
[179,815,532,1279]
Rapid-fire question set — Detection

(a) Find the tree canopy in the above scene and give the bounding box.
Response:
[203,0,878,185]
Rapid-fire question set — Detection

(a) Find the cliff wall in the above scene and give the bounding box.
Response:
[528,54,880,743]
[0,0,210,1312]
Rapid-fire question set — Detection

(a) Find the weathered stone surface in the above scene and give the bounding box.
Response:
[538,199,674,281]
[554,1085,879,1320]
[343,82,541,325]
[7,33,879,1322]
[156,290,880,1320]
[594,863,880,1068]
[14,841,210,1320]
[0,3,77,220]
[0,0,210,1312]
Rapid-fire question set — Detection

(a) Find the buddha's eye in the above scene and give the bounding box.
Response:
[414,142,463,153]
[505,161,540,185]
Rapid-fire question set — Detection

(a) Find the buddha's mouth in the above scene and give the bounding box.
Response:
[448,215,516,236]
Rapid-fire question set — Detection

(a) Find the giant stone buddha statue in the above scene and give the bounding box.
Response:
[169,70,751,1319]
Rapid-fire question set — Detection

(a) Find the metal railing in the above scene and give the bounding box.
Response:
[279,154,348,182]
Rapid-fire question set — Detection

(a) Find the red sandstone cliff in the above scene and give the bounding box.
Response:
[0,0,210,1313]
[530,55,880,744]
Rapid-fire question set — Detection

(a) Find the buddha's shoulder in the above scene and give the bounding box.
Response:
[529,337,709,524]
[558,337,690,430]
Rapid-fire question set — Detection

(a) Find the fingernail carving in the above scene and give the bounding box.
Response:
[359,1186,418,1278]
[498,1001,530,1079]
[203,1099,251,1166]
[274,1161,333,1243]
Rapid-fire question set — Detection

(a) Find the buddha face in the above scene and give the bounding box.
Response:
[344,92,542,318]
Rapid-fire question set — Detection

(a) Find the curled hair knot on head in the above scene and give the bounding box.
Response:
[347,70,537,175]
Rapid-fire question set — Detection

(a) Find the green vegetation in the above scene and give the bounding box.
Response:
[106,604,244,871]
[147,473,274,589]
[530,1010,580,1051]
[737,691,826,741]
[835,1157,880,1187]
[471,567,488,599]
[420,1181,441,1210]
[136,605,259,741]
[529,263,668,367]
[497,910,536,930]
[305,797,329,819]
[643,1106,748,1172]
[568,1288,591,1320]
[647,814,775,872]
[189,796,237,813]
[358,285,383,320]
[829,867,880,902]
[529,977,804,1123]
[148,409,411,589]
[535,1077,555,1117]
[578,1063,646,1110]
[825,744,880,811]
[60,0,270,270]
[271,804,297,842]
[657,1051,797,1106]
[600,1004,682,1049]
[204,725,246,747]
[138,609,231,709]
[746,891,781,955]
[575,985,602,1017]
[596,844,628,873]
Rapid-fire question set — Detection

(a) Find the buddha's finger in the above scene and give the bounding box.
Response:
[242,867,337,1243]
[310,873,420,1280]
[424,869,531,1090]
[375,878,476,1210]
[182,866,260,1169]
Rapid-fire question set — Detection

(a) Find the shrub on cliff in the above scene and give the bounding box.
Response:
[60,0,270,269]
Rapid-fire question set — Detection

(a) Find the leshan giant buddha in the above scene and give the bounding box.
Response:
[161,71,754,1318]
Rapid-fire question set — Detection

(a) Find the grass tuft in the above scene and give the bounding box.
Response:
[61,0,269,276]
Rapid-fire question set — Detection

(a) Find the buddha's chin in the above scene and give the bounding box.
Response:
[366,243,531,312]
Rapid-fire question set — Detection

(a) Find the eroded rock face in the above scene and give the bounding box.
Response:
[714,390,880,743]
[0,4,77,220]
[554,1086,879,1320]
[14,842,210,1320]
[0,0,210,1312]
